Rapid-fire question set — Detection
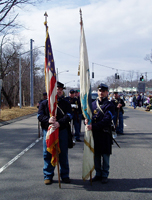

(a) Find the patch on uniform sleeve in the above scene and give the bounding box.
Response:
[108,111,114,119]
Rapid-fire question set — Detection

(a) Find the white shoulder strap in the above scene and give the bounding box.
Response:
[57,105,65,115]
[96,99,104,115]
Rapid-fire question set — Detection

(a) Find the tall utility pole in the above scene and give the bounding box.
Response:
[19,44,44,109]
[56,68,69,81]
[145,72,147,82]
[19,53,22,108]
[92,63,94,78]
[0,45,2,114]
[30,39,34,107]
[56,68,58,81]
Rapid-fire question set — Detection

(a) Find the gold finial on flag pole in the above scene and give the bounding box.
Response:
[44,12,48,32]
[79,8,83,27]
[44,12,48,24]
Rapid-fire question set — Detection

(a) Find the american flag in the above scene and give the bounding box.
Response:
[44,25,60,167]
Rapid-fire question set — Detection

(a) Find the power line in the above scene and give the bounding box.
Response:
[52,49,152,74]
[93,62,132,72]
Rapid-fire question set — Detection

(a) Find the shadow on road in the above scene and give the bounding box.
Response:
[70,178,152,193]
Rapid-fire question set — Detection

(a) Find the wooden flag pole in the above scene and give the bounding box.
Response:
[38,120,40,138]
[55,143,61,188]
[90,171,92,186]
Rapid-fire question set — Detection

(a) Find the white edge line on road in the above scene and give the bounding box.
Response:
[0,137,42,174]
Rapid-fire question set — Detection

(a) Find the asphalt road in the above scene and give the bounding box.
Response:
[0,107,152,200]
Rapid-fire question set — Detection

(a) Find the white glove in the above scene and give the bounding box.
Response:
[52,122,60,130]
[71,104,78,108]
[49,116,56,124]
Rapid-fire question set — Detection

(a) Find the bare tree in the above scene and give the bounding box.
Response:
[127,71,134,87]
[1,41,21,108]
[0,0,51,33]
[0,36,44,108]
[145,49,152,63]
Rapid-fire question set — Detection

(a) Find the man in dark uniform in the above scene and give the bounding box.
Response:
[37,92,48,137]
[38,81,72,185]
[65,89,81,142]
[37,92,47,108]
[111,92,125,135]
[75,90,82,133]
[85,83,115,184]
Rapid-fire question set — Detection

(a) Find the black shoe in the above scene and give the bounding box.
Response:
[102,177,108,184]
[90,175,102,182]
[76,139,82,142]
[117,131,124,135]
[62,177,71,183]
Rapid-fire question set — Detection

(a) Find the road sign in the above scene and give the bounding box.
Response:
[137,82,145,93]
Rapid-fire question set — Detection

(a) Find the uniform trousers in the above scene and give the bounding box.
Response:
[113,111,124,134]
[79,114,82,133]
[73,119,80,140]
[133,102,136,109]
[94,153,110,178]
[43,128,69,180]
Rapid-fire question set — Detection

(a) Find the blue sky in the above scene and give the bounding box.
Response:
[13,0,152,87]
[39,0,92,8]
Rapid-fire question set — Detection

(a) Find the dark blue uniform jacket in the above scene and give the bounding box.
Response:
[92,97,115,155]
[65,96,80,122]
[111,98,125,113]
[38,96,72,131]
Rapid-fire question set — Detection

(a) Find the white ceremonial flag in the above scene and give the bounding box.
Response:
[79,12,94,180]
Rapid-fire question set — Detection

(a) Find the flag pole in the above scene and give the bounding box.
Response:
[79,9,83,28]
[55,143,61,188]
[79,9,93,185]
[78,9,83,76]
[44,12,61,189]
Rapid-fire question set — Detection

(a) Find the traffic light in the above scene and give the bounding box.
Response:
[141,76,144,81]
[140,76,144,81]
[115,73,119,79]
[115,73,117,79]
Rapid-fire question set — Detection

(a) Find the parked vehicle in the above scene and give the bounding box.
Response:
[91,92,98,102]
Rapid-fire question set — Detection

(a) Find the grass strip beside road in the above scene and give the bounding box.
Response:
[0,106,38,122]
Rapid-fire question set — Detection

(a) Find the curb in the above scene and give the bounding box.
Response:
[126,106,152,113]
[0,112,37,127]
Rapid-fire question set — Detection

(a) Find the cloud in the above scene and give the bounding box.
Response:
[16,0,152,86]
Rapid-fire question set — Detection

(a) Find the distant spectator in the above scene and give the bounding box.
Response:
[125,96,129,103]
[75,90,82,133]
[136,94,141,107]
[143,96,149,108]
[150,95,152,104]
[133,95,136,109]
[141,93,144,107]
[145,95,152,111]
[129,96,133,107]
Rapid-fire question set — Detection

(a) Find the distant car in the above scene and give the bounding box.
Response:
[91,92,98,102]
